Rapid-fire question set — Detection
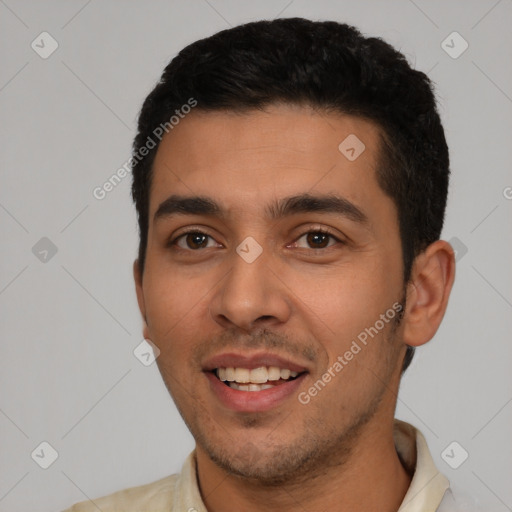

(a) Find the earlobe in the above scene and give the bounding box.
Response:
[133,260,150,339]
[402,240,456,347]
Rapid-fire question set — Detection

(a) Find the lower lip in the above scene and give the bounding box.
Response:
[205,372,307,413]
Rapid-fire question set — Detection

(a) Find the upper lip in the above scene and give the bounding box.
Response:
[202,352,310,374]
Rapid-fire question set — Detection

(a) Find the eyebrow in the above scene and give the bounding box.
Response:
[153,193,368,225]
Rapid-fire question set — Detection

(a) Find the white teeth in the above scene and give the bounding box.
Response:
[280,368,290,380]
[234,368,250,383]
[216,365,302,386]
[249,367,268,383]
[268,366,281,381]
[225,367,235,381]
[228,382,276,392]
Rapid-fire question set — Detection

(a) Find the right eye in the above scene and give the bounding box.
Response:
[170,230,219,251]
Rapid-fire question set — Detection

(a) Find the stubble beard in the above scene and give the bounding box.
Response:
[164,296,406,487]
[193,389,385,487]
[190,317,404,486]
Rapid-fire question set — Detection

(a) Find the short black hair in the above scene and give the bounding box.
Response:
[131,18,450,373]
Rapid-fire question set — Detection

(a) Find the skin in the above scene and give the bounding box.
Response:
[134,104,455,512]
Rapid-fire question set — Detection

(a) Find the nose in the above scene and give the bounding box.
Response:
[209,248,292,333]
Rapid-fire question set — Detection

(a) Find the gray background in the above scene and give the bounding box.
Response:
[1,1,511,511]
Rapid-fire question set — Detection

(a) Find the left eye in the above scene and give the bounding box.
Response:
[294,231,340,249]
[173,231,218,250]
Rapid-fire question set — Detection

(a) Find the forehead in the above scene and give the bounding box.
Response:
[149,105,389,221]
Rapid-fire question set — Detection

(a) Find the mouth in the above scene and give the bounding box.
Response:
[203,353,310,412]
[212,366,305,392]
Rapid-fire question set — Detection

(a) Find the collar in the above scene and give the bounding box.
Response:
[395,419,450,511]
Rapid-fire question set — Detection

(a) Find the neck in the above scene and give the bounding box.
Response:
[196,417,411,512]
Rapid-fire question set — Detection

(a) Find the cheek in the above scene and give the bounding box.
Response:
[143,268,204,344]
[144,275,203,393]
[293,260,395,341]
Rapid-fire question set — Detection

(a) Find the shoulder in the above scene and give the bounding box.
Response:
[61,473,178,512]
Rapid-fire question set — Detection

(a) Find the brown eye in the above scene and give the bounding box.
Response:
[295,230,339,249]
[173,231,216,250]
[306,232,330,248]
[185,233,209,249]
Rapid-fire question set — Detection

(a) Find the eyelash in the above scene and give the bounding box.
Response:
[168,227,344,251]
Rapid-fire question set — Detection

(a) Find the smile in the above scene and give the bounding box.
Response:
[215,366,302,391]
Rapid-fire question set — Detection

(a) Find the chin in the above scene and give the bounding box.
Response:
[199,432,334,486]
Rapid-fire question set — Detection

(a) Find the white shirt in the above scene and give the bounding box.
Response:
[62,419,478,511]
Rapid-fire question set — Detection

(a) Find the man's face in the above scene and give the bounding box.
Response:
[135,104,407,482]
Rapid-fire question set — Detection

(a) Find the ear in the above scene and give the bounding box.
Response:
[402,240,456,347]
[133,259,150,340]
